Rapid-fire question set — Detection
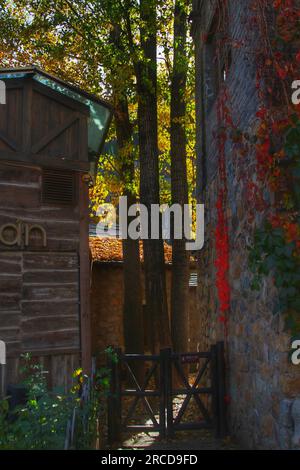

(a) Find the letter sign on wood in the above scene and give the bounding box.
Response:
[0,221,47,247]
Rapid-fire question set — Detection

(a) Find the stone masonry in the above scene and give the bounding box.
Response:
[192,0,300,449]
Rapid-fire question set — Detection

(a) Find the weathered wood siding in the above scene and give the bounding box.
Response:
[0,163,81,388]
[0,77,89,172]
[0,76,92,388]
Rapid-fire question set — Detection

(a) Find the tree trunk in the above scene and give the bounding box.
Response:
[114,94,144,359]
[170,0,189,353]
[110,25,144,359]
[136,0,171,353]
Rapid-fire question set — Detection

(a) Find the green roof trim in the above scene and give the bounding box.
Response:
[0,67,113,162]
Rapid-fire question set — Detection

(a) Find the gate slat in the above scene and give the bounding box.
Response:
[172,358,212,426]
[106,345,227,444]
[123,361,159,427]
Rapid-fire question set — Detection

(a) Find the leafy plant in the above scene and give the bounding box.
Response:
[0,353,111,450]
[249,222,300,335]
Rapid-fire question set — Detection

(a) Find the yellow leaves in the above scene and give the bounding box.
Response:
[1,0,197,219]
[73,368,83,378]
[118,141,134,161]
[71,368,84,390]
[171,116,186,126]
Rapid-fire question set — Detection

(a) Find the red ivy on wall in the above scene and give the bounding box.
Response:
[215,91,232,327]
[215,190,230,317]
[213,0,300,335]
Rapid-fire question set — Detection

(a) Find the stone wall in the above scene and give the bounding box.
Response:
[90,263,201,361]
[192,0,300,449]
[91,263,125,359]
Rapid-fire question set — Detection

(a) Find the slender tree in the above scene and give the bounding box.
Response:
[135,0,171,351]
[109,24,144,361]
[170,0,189,353]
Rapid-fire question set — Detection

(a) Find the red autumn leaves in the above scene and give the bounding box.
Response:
[271,0,300,78]
[215,94,231,323]
[215,191,230,319]
[254,114,289,191]
[270,214,300,247]
[212,0,300,327]
[255,136,274,182]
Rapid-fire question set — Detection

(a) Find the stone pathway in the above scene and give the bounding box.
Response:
[120,429,241,450]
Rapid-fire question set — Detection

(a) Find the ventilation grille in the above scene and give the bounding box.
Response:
[189,272,198,287]
[42,169,77,205]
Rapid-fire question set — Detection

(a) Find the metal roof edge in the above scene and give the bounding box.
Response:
[0,66,114,112]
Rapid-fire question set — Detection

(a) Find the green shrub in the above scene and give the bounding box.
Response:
[0,353,111,450]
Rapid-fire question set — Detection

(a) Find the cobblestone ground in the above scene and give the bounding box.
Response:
[120,430,241,450]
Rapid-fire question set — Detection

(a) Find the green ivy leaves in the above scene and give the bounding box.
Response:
[249,222,300,334]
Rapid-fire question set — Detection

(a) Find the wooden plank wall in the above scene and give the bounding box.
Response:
[0,162,81,389]
[0,77,89,172]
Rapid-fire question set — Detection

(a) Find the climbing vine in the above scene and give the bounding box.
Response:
[214,0,300,336]
[215,90,232,329]
[213,0,237,332]
[248,0,300,335]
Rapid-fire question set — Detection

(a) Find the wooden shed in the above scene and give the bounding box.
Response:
[0,67,112,389]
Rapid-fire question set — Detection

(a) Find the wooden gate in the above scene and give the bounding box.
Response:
[107,342,226,444]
